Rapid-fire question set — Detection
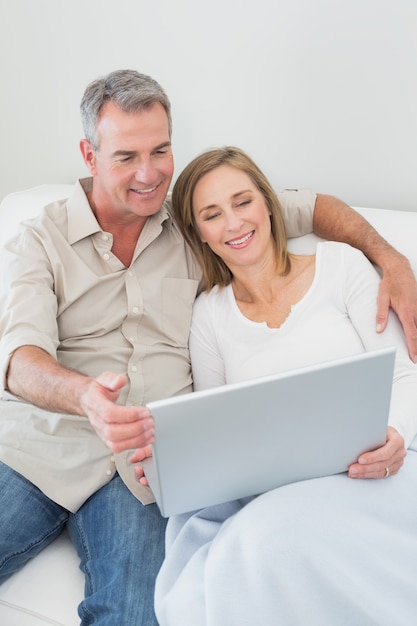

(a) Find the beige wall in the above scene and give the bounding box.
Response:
[1,0,416,211]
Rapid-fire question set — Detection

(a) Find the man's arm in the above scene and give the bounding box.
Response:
[313,194,417,363]
[6,345,155,452]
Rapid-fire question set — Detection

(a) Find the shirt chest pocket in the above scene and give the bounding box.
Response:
[162,278,199,347]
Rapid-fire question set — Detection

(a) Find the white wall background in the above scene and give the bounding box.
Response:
[1,0,416,211]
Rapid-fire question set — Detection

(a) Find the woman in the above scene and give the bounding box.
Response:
[154,147,417,625]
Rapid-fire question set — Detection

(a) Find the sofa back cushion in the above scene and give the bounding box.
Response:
[0,184,73,247]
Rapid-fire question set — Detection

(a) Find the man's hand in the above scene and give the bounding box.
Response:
[130,445,153,486]
[376,257,417,363]
[6,347,155,454]
[80,372,155,454]
[348,427,406,479]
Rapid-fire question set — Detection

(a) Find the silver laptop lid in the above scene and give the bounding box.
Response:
[144,348,395,517]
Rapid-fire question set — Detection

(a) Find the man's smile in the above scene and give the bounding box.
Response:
[131,184,159,195]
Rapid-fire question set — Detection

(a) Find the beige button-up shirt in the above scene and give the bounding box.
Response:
[0,178,315,512]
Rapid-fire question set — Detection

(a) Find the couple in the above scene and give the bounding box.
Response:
[0,69,416,625]
[147,146,417,625]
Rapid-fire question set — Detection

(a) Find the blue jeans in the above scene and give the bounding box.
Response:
[0,462,167,625]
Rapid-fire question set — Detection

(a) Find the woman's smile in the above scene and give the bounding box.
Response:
[225,230,255,247]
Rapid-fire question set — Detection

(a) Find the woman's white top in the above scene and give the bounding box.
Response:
[189,242,417,447]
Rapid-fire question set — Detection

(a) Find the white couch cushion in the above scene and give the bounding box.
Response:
[0,531,83,626]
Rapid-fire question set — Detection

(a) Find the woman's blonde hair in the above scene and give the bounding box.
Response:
[172,146,290,290]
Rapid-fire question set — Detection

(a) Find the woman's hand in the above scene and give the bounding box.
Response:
[348,426,406,479]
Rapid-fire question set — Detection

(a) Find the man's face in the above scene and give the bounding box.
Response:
[81,101,174,222]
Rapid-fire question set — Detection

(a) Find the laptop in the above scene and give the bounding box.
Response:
[142,347,395,517]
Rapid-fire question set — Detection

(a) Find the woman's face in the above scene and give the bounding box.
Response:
[192,164,273,271]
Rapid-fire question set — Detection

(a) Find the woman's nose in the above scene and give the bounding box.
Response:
[225,211,243,231]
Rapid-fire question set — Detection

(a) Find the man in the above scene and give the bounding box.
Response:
[0,69,416,625]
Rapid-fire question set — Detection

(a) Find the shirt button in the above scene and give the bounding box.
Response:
[106,469,112,476]
[103,252,110,260]
[128,271,134,277]
[132,306,139,314]
[110,455,115,463]
[131,365,138,372]
[102,234,109,241]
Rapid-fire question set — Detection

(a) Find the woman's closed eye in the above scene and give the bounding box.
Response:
[236,199,252,208]
[203,211,221,221]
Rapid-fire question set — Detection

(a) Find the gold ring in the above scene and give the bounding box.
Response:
[384,466,390,478]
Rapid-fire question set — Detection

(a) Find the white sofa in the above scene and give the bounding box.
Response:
[0,185,416,625]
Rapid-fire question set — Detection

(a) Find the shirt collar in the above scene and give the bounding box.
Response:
[66,178,173,245]
[67,178,101,245]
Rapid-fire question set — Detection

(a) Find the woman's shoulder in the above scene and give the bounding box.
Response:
[290,241,363,267]
[314,242,377,287]
[317,240,358,253]
[195,283,230,301]
[193,284,232,313]
[316,240,369,264]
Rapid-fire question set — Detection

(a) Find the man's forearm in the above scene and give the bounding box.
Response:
[313,193,408,271]
[6,345,91,415]
[6,345,155,452]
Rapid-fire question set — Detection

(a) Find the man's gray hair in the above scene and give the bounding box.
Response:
[80,69,172,150]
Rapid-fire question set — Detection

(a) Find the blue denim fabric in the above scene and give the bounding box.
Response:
[0,461,69,581]
[0,462,167,625]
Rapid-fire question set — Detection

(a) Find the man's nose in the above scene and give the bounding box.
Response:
[134,159,156,183]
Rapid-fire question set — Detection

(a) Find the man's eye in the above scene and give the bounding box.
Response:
[119,156,132,163]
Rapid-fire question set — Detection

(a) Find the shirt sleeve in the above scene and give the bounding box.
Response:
[189,291,227,391]
[276,189,317,238]
[339,244,417,448]
[0,228,60,392]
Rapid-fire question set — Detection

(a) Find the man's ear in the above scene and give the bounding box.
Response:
[79,139,97,174]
